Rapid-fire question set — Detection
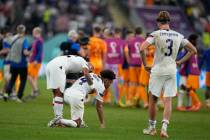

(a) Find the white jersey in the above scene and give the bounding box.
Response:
[146,29,189,75]
[66,73,105,102]
[47,55,89,73]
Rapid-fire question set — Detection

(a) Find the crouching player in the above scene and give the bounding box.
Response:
[52,70,115,128]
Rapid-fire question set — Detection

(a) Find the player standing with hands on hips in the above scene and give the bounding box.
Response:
[46,55,93,127]
[140,11,197,138]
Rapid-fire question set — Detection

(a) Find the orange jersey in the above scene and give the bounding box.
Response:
[146,45,155,66]
[206,72,210,87]
[140,45,155,85]
[88,37,106,72]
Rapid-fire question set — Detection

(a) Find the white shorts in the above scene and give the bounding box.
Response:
[46,61,66,93]
[179,76,187,87]
[149,74,177,97]
[64,88,85,120]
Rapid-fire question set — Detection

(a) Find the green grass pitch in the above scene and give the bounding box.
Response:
[0,79,210,140]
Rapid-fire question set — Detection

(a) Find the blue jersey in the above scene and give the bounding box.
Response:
[199,48,210,71]
[3,41,11,64]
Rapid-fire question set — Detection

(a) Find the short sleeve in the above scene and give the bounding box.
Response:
[181,38,189,47]
[3,42,10,49]
[23,38,29,49]
[95,86,105,102]
[96,89,104,102]
[80,57,89,69]
[102,40,107,54]
[146,32,155,44]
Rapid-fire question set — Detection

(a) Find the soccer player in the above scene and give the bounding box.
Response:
[199,45,210,108]
[138,43,155,108]
[140,11,197,138]
[186,34,201,111]
[88,26,106,74]
[120,30,134,106]
[46,55,93,127]
[27,27,44,98]
[52,70,115,128]
[176,51,189,111]
[104,28,125,104]
[124,27,143,107]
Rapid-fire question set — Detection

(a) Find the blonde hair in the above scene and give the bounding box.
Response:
[33,27,42,35]
[156,11,170,24]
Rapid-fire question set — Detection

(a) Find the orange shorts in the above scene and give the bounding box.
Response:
[140,66,150,86]
[122,69,129,82]
[187,75,199,90]
[128,66,141,83]
[206,72,210,87]
[28,63,41,79]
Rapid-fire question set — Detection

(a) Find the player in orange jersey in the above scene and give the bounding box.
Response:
[137,44,155,108]
[88,26,106,74]
[88,26,107,103]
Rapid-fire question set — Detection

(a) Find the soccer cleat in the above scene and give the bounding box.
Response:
[47,116,62,127]
[160,129,169,138]
[16,98,23,103]
[118,100,126,108]
[3,93,8,102]
[143,127,157,136]
[188,103,202,111]
[176,106,186,111]
[80,121,88,128]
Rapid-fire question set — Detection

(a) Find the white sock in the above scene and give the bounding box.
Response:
[53,97,63,118]
[149,120,156,129]
[178,89,185,107]
[161,119,169,132]
[60,119,77,127]
[186,94,192,107]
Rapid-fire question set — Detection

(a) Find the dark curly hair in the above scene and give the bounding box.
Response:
[100,69,116,80]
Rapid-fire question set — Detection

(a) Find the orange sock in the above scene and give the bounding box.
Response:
[189,90,201,106]
[118,84,124,101]
[128,84,136,102]
[139,85,148,105]
[15,76,20,93]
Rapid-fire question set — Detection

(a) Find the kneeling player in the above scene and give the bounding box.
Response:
[51,70,115,128]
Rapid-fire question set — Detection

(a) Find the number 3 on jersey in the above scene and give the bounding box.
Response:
[165,39,173,56]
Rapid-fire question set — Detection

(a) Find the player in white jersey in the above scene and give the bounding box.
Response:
[50,70,115,128]
[46,55,94,127]
[140,11,197,138]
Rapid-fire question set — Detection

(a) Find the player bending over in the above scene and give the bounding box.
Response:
[46,55,93,127]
